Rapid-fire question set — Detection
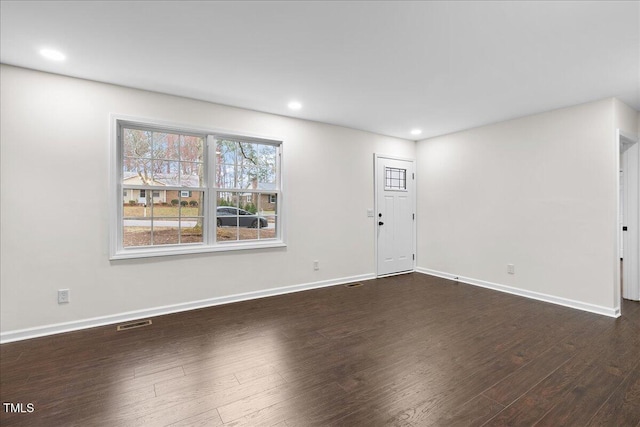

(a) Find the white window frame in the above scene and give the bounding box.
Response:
[109,115,285,260]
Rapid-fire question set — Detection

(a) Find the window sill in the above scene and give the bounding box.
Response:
[110,240,286,260]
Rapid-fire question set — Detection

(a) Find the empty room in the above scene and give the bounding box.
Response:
[1,1,639,426]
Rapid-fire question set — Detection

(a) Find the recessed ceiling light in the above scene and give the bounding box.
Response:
[40,48,66,61]
[288,101,302,110]
[410,129,422,136]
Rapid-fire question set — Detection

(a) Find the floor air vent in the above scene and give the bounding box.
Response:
[117,319,152,331]
[345,283,363,288]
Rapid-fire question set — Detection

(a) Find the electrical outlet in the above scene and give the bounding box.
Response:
[507,264,515,275]
[313,260,319,271]
[58,289,70,304]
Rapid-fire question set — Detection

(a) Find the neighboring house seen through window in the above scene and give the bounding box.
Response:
[111,118,283,259]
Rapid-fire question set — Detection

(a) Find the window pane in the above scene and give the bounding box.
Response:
[123,128,151,159]
[216,191,239,241]
[181,135,204,163]
[257,191,277,240]
[123,157,152,180]
[260,216,277,239]
[217,140,236,164]
[123,203,152,231]
[152,160,180,184]
[122,128,154,186]
[256,144,277,184]
[123,221,152,247]
[152,219,180,245]
[179,192,203,216]
[259,193,277,214]
[238,228,259,241]
[237,166,258,189]
[237,142,258,163]
[216,163,236,188]
[180,162,204,187]
[217,191,239,208]
[217,225,238,241]
[165,192,178,207]
[152,132,180,161]
[236,143,257,181]
[216,211,238,241]
[181,218,203,244]
[216,140,277,191]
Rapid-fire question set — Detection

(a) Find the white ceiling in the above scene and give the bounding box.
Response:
[1,1,638,140]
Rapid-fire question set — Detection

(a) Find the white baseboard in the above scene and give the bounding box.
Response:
[0,273,376,344]
[415,267,620,318]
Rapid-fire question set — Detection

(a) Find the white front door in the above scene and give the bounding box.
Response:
[376,156,415,276]
[620,133,639,301]
[620,170,624,258]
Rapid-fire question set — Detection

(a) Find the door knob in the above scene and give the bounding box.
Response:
[378,221,384,226]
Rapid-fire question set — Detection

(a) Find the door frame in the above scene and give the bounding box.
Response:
[374,154,417,277]
[616,129,640,303]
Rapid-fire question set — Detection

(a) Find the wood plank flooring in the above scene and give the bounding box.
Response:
[1,273,639,426]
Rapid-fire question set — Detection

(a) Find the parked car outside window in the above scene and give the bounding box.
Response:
[216,207,268,228]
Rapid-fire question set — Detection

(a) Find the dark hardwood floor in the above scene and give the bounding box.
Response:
[1,273,639,426]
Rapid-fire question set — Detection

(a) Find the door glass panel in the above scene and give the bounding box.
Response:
[385,167,406,190]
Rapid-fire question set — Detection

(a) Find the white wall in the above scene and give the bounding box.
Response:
[0,65,415,338]
[416,98,626,314]
[614,99,639,136]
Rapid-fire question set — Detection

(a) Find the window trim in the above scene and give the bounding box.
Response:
[109,114,285,260]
